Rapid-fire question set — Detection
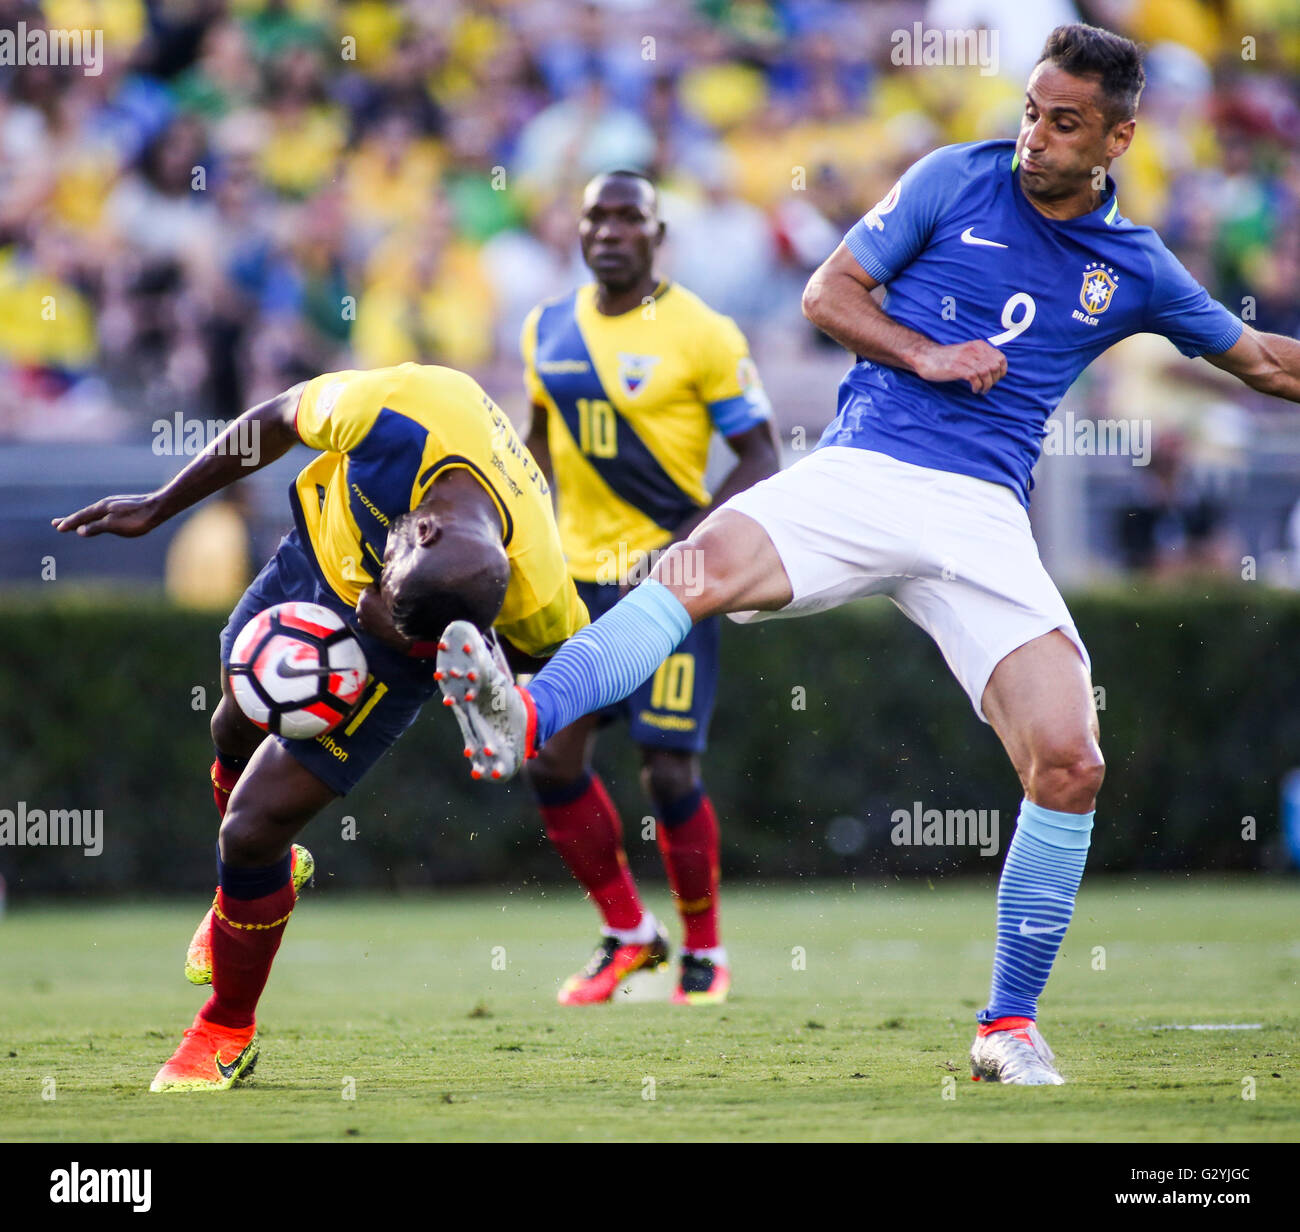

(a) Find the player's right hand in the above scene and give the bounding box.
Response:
[51,494,162,538]
[913,340,1007,394]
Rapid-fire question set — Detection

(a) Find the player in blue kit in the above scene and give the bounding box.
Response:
[439,24,1300,1083]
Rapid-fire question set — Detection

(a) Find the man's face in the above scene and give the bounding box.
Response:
[1016,62,1134,203]
[372,512,422,614]
[578,176,662,291]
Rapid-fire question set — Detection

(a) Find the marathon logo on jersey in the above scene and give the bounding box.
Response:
[617,353,660,398]
[1074,262,1119,325]
[50,1163,151,1213]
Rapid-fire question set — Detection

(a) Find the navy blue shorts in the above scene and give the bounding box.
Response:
[219,531,440,796]
[574,579,719,754]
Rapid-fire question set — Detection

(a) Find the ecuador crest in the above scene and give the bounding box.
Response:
[617,353,660,398]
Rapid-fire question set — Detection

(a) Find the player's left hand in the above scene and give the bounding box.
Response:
[51,493,163,538]
[913,339,1007,394]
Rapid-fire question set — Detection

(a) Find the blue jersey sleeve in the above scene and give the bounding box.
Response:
[1142,241,1243,357]
[843,145,968,283]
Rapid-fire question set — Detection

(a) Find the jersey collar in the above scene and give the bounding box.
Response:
[581,278,673,319]
[1009,150,1121,227]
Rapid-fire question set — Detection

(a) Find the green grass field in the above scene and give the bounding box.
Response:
[1,877,1296,1142]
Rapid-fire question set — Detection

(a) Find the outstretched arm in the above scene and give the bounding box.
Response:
[52,384,306,538]
[802,242,1007,394]
[1204,325,1300,402]
[524,403,555,489]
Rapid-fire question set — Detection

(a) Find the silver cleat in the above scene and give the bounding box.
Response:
[435,621,531,782]
[970,1021,1065,1085]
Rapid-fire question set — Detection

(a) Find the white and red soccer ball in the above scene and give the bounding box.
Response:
[228,602,368,739]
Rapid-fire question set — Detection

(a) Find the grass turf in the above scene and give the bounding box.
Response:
[1,876,1296,1142]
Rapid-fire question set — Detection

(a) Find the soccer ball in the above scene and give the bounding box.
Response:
[228,602,369,739]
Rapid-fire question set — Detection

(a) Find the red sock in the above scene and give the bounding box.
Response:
[538,772,643,931]
[210,756,243,819]
[656,789,721,951]
[200,880,296,1029]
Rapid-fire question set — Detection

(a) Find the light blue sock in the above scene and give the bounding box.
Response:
[529,580,693,746]
[979,799,1094,1024]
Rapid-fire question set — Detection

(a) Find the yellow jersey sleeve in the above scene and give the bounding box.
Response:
[693,313,773,437]
[494,561,589,659]
[294,369,384,454]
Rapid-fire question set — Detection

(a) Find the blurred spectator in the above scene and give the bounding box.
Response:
[661,156,778,327]
[480,194,588,358]
[352,193,495,369]
[164,491,253,610]
[0,0,1292,583]
[514,78,656,191]
[1116,430,1242,579]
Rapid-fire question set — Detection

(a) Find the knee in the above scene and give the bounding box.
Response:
[523,745,587,797]
[640,751,698,808]
[211,696,261,758]
[1026,741,1105,813]
[661,525,735,613]
[218,800,278,867]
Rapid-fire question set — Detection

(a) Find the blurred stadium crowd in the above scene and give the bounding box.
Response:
[0,0,1298,580]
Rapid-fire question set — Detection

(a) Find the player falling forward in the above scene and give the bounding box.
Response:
[520,171,779,1005]
[54,363,586,1091]
[440,24,1300,1084]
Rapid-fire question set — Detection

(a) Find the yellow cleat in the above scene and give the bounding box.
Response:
[149,1013,259,1092]
[672,956,731,1005]
[184,844,314,985]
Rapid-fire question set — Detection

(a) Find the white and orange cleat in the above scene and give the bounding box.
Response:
[970,1016,1065,1085]
[436,621,535,782]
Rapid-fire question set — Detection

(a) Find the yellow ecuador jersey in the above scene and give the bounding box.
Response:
[291,363,587,658]
[521,281,772,582]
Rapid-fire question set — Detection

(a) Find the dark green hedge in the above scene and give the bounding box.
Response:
[1,588,1296,894]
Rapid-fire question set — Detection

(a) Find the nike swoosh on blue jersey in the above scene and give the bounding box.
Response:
[960,226,1008,248]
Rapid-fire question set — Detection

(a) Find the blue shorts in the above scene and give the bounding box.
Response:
[219,531,440,796]
[574,579,719,754]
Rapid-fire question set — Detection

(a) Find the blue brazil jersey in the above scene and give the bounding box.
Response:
[822,140,1243,506]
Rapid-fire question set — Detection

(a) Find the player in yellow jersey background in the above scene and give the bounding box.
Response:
[521,171,779,1005]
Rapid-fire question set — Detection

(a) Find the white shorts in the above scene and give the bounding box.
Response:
[723,446,1090,722]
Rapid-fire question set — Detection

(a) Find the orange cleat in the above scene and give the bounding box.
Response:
[149,1013,259,1092]
[557,925,670,1005]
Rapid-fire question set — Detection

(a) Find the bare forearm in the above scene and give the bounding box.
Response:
[524,418,555,489]
[1249,331,1300,401]
[802,266,934,371]
[54,385,304,539]
[675,426,779,539]
[154,390,302,522]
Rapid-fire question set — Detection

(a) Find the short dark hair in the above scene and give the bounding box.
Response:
[592,168,658,210]
[388,557,509,643]
[1037,23,1145,127]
